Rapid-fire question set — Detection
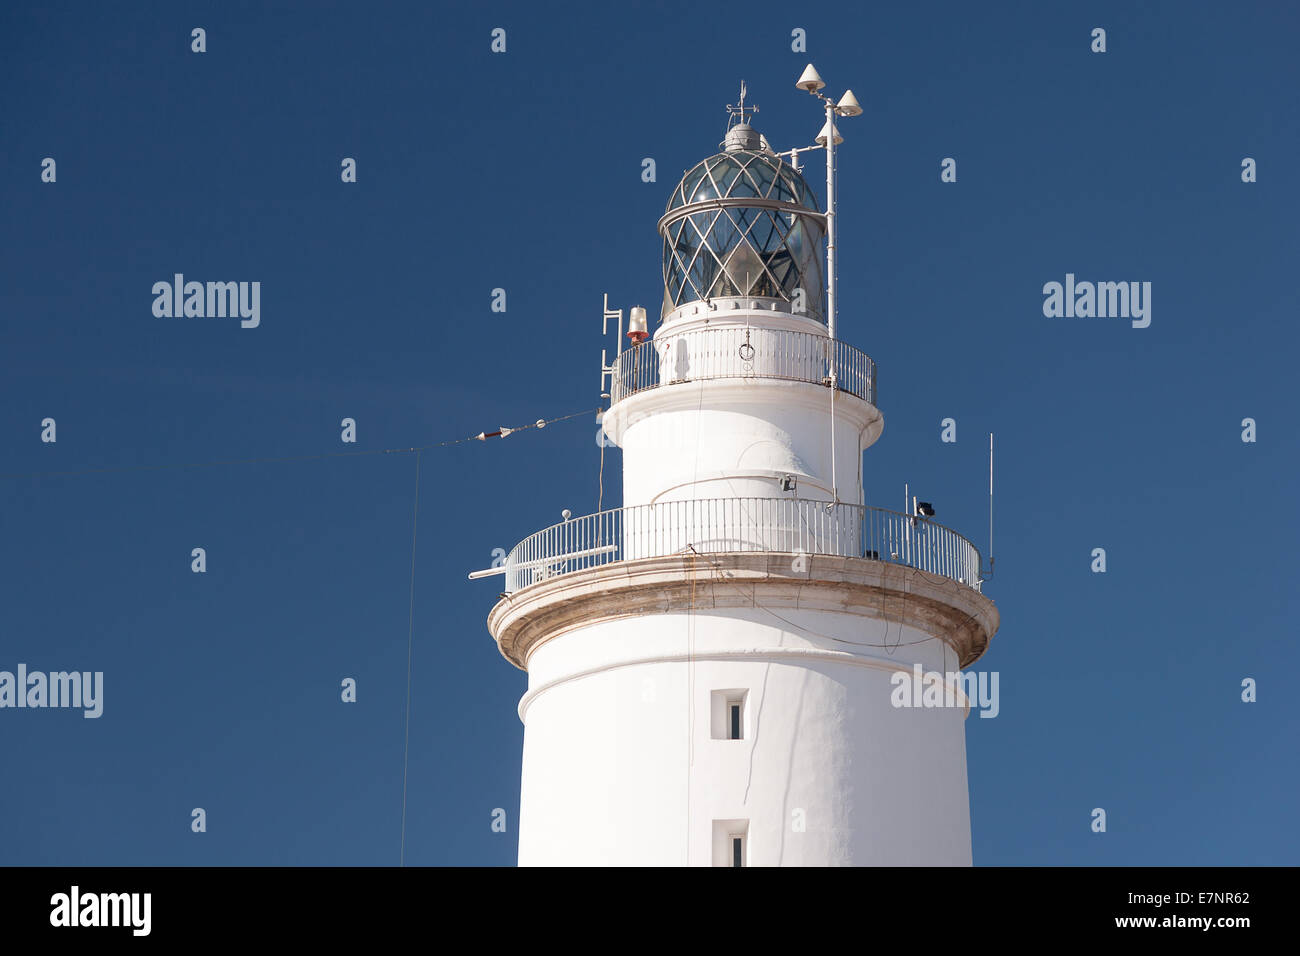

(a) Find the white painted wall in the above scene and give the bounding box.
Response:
[616,383,876,509]
[516,608,973,866]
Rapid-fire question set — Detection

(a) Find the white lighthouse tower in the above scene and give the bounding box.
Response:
[474,70,999,866]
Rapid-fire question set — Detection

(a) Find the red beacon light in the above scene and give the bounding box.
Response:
[627,305,649,344]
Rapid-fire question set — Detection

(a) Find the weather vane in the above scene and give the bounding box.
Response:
[726,80,758,127]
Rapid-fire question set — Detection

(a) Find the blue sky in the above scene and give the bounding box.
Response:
[1,0,1296,866]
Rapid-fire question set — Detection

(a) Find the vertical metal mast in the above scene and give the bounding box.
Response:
[824,96,837,342]
[795,66,861,504]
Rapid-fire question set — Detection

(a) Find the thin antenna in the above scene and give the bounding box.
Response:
[602,293,624,357]
[600,293,624,397]
[988,432,995,576]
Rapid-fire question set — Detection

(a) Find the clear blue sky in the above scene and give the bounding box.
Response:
[1,0,1296,866]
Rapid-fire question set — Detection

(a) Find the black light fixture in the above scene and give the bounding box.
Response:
[916,501,935,517]
[779,475,797,492]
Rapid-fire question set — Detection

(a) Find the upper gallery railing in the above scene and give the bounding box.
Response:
[501,497,981,594]
[610,326,877,406]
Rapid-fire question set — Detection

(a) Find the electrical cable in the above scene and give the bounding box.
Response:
[399,450,421,866]
[597,418,606,514]
[0,407,598,481]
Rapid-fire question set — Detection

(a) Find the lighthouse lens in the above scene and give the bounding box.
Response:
[662,149,825,321]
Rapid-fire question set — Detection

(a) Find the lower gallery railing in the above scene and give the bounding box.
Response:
[502,497,982,594]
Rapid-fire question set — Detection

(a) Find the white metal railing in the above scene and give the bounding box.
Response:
[501,497,981,594]
[610,326,876,406]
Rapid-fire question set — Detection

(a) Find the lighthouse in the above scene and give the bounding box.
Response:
[474,70,999,866]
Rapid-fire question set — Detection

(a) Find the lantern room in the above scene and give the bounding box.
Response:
[659,122,827,324]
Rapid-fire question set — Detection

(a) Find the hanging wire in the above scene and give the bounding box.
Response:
[399,449,422,866]
[0,407,599,481]
[597,413,607,514]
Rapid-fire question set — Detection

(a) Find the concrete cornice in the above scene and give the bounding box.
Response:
[486,552,999,671]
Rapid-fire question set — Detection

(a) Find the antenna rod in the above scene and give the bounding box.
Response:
[603,293,624,358]
[988,432,995,569]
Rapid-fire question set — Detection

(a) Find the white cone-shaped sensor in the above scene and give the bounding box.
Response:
[796,64,825,92]
[836,89,863,117]
[816,119,843,146]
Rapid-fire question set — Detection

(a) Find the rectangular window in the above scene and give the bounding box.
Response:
[710,689,748,740]
[713,819,749,866]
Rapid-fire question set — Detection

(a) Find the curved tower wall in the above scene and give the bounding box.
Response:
[516,607,974,866]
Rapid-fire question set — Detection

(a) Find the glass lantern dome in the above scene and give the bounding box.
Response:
[659,126,826,323]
